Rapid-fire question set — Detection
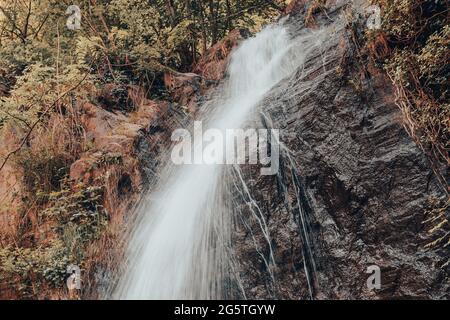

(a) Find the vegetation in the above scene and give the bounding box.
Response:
[0,180,107,297]
[365,0,448,187]
[0,0,286,102]
[424,197,449,268]
[332,0,448,263]
[364,0,449,259]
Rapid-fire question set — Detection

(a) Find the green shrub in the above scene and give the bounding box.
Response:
[0,178,108,295]
[368,0,449,181]
[41,180,108,244]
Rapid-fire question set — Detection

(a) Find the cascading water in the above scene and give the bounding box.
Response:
[112,22,324,299]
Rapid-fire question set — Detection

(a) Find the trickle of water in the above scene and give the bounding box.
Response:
[112,23,324,299]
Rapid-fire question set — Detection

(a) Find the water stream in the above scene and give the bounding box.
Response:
[112,22,324,299]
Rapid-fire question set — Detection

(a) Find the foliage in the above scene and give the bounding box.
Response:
[366,0,449,184]
[424,197,450,268]
[416,25,449,94]
[1,62,95,126]
[0,179,107,296]
[0,0,286,112]
[105,0,285,84]
[40,180,107,244]
[365,0,449,256]
[15,147,71,195]
[0,240,70,290]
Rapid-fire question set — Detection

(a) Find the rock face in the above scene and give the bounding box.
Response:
[0,20,246,299]
[192,28,251,82]
[227,1,449,299]
[69,101,163,225]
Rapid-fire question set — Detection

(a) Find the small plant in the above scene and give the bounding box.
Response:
[0,240,71,296]
[424,197,450,268]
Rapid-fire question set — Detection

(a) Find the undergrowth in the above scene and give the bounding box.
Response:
[0,177,107,298]
[366,0,449,185]
[424,197,450,268]
[363,0,449,260]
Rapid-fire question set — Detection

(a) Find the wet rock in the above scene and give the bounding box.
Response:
[229,1,449,299]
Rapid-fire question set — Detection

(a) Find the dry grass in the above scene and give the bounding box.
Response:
[304,0,327,27]
[362,0,449,258]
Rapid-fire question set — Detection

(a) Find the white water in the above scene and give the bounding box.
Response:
[112,23,324,299]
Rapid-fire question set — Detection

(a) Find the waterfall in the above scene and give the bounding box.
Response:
[111,22,324,299]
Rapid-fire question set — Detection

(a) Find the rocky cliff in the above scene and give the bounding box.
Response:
[226,0,449,299]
